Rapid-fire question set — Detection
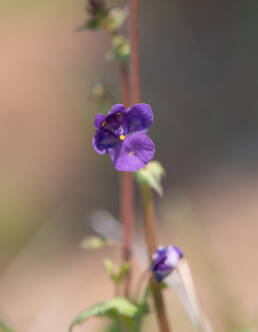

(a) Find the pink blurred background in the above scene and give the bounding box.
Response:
[0,1,258,331]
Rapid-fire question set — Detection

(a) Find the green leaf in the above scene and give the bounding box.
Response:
[104,260,129,284]
[105,322,121,332]
[69,297,138,332]
[77,11,109,32]
[105,302,149,332]
[80,236,109,250]
[0,320,15,332]
[135,161,165,196]
[115,263,129,283]
[104,7,129,32]
[104,259,116,276]
[106,35,130,64]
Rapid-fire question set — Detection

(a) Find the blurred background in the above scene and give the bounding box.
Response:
[0,0,258,331]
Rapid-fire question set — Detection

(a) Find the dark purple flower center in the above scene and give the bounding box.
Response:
[101,112,127,141]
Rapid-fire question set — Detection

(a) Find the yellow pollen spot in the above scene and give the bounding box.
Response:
[129,151,135,156]
[117,112,122,115]
[119,134,126,141]
[101,121,106,127]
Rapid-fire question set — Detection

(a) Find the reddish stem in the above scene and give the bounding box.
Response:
[119,62,133,297]
[130,0,140,103]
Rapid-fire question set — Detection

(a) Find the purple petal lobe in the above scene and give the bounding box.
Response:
[108,104,126,115]
[94,113,106,129]
[93,129,118,155]
[126,103,153,133]
[108,131,155,171]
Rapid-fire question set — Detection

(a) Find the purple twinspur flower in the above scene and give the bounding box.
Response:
[151,245,183,282]
[93,103,155,171]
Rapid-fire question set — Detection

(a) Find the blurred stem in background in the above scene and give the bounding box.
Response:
[140,184,171,332]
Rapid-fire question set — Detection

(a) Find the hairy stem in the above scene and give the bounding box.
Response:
[119,62,133,297]
[141,184,172,332]
[120,171,133,297]
[129,0,140,103]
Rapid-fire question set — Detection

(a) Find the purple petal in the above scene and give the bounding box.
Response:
[108,131,155,171]
[151,245,184,282]
[93,129,118,155]
[125,103,153,133]
[154,267,173,283]
[166,246,183,268]
[108,104,126,115]
[94,113,106,129]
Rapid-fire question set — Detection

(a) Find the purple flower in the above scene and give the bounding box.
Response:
[151,245,183,282]
[93,103,155,171]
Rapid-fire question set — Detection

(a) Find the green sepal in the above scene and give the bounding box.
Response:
[68,297,138,332]
[135,161,165,196]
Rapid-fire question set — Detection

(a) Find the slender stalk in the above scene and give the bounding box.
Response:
[141,184,172,332]
[119,62,133,297]
[129,0,140,103]
[120,171,133,296]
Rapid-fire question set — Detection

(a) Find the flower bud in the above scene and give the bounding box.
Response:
[151,245,183,282]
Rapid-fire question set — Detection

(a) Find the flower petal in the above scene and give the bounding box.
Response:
[151,245,183,282]
[108,104,126,115]
[126,103,153,133]
[94,113,106,129]
[93,129,118,155]
[108,131,155,171]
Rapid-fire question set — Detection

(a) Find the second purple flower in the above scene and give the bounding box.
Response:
[93,103,155,171]
[152,245,183,282]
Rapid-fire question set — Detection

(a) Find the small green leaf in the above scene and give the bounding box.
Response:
[80,236,108,250]
[131,302,150,332]
[106,35,130,64]
[91,83,105,99]
[104,7,129,33]
[104,260,129,284]
[114,263,129,283]
[105,322,121,332]
[0,320,15,332]
[68,297,138,332]
[104,259,116,276]
[135,161,165,196]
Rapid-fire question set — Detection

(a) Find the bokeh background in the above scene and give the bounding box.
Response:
[0,0,258,331]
